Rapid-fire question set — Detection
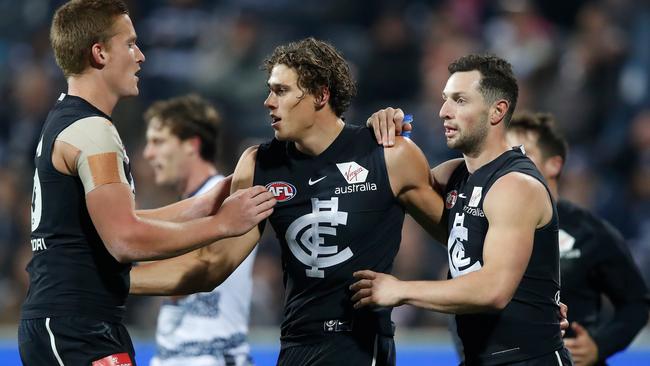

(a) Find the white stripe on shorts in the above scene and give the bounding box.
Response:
[45,318,65,366]
[371,334,378,366]
[554,350,562,365]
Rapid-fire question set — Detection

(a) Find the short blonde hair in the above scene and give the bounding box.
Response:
[50,0,129,77]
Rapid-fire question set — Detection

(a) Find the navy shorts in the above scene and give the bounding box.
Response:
[18,316,136,365]
[277,331,395,366]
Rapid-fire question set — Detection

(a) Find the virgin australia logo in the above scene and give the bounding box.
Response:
[336,161,368,183]
[334,161,377,195]
[286,197,353,278]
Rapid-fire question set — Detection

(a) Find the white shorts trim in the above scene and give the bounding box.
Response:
[371,334,378,366]
[45,317,65,366]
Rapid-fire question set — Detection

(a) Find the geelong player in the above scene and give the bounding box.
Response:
[19,1,274,365]
[141,94,256,366]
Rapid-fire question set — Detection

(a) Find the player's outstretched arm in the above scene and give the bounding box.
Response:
[88,182,272,263]
[136,175,233,222]
[71,136,274,262]
[130,146,265,295]
[384,137,446,242]
[351,172,550,313]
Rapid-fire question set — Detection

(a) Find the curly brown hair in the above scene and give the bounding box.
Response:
[262,37,357,117]
[51,0,129,77]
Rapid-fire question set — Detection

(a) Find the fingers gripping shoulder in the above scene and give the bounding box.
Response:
[57,117,132,194]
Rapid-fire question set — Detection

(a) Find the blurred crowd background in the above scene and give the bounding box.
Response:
[0,0,649,334]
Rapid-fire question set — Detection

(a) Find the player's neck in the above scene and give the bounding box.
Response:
[294,115,345,157]
[180,160,218,198]
[463,135,510,174]
[67,74,119,116]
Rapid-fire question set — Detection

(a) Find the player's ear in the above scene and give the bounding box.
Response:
[544,155,563,180]
[183,136,201,156]
[90,42,107,69]
[314,87,330,111]
[490,100,509,126]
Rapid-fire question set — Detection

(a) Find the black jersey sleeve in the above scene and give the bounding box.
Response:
[591,220,649,359]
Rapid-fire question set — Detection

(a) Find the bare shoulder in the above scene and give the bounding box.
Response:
[383,136,425,164]
[231,145,259,192]
[384,137,432,196]
[490,171,547,197]
[484,172,551,226]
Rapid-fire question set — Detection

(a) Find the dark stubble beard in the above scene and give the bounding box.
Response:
[447,114,489,158]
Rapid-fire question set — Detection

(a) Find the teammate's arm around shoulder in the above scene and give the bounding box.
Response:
[384,137,446,241]
[430,158,464,195]
[130,146,267,295]
[351,171,552,313]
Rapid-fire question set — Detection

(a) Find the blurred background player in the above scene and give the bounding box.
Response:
[142,94,256,365]
[506,111,649,366]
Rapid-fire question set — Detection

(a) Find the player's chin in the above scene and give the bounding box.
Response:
[446,137,459,149]
[274,130,289,141]
[122,87,139,98]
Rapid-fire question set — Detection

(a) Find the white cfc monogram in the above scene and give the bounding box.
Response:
[286,197,353,278]
[447,212,482,278]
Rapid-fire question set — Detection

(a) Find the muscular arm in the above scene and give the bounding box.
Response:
[352,172,553,313]
[87,183,262,263]
[54,118,273,263]
[384,137,446,242]
[135,175,231,222]
[129,146,263,295]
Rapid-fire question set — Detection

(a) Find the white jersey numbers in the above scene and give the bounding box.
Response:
[31,137,44,232]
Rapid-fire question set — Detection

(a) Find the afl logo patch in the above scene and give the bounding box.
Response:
[446,190,458,209]
[266,181,297,203]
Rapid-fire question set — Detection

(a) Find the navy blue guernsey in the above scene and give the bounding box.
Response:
[443,147,563,365]
[254,125,404,347]
[21,95,132,323]
[558,199,649,364]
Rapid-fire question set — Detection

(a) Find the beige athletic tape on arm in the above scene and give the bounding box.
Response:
[57,116,130,193]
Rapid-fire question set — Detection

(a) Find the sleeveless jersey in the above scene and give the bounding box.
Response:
[152,175,255,366]
[443,147,563,365]
[253,125,404,347]
[557,199,648,362]
[22,94,133,323]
